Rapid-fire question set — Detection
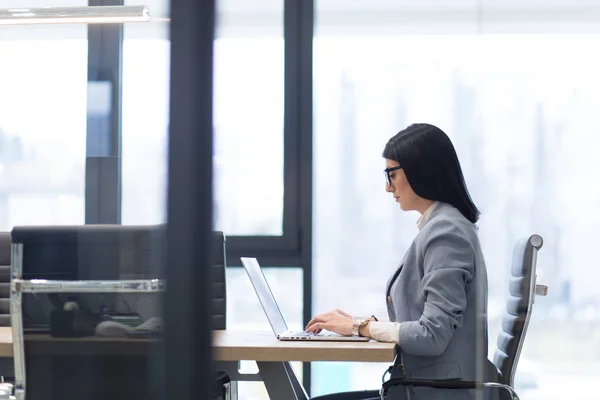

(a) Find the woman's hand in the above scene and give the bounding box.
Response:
[305,309,354,336]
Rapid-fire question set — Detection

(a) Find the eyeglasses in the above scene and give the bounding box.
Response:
[384,166,402,187]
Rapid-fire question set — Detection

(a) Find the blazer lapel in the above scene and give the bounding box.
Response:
[386,262,404,297]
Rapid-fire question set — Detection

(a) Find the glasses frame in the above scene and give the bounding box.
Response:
[384,166,402,187]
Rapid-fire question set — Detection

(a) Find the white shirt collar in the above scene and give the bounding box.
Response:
[417,201,440,231]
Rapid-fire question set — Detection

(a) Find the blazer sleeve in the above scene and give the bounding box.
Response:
[398,219,475,356]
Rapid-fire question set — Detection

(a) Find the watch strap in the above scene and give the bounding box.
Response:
[352,317,369,336]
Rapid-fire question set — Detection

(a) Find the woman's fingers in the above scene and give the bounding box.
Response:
[306,322,329,335]
[305,316,320,329]
[305,309,352,332]
[308,323,324,332]
[305,314,328,331]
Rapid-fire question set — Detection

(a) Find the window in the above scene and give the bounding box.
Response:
[313,2,600,398]
[227,266,302,330]
[213,38,284,236]
[0,1,87,230]
[122,0,285,237]
[121,0,170,225]
[121,38,170,225]
[214,0,285,236]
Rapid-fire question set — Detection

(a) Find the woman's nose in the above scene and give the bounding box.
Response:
[385,183,393,193]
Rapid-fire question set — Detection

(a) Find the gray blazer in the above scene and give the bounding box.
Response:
[385,202,497,400]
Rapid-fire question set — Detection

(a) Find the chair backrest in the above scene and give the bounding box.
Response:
[211,231,227,330]
[493,234,547,387]
[5,226,227,329]
[11,225,168,327]
[0,233,10,327]
[11,225,166,280]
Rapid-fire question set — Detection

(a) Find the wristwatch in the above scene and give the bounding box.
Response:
[352,317,370,336]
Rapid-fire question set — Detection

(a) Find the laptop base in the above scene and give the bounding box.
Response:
[279,331,370,342]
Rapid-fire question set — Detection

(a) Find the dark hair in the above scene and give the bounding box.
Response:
[382,123,480,223]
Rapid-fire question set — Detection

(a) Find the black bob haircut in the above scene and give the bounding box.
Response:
[382,123,480,224]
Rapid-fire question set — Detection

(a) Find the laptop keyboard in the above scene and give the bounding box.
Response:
[293,330,334,337]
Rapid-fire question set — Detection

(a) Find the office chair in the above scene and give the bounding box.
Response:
[211,231,232,400]
[312,234,548,400]
[378,234,548,400]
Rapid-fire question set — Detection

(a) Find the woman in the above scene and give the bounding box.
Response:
[306,123,497,400]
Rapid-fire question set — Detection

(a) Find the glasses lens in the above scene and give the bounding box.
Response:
[384,170,390,186]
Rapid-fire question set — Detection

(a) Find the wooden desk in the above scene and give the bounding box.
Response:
[214,330,396,362]
[214,331,395,400]
[0,328,396,399]
[0,328,396,362]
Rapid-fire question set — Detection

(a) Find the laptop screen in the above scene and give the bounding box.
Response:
[240,257,289,336]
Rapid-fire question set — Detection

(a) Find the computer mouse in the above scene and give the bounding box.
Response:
[95,320,133,337]
[135,317,163,331]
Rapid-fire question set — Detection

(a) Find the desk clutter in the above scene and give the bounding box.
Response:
[49,305,163,338]
[96,316,163,338]
[44,293,163,338]
[0,382,13,400]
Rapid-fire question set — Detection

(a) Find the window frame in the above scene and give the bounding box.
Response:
[84,0,123,224]
[225,0,313,267]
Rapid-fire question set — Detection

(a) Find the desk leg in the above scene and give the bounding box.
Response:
[283,362,308,400]
[257,361,307,400]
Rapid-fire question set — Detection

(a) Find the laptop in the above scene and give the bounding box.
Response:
[240,257,369,342]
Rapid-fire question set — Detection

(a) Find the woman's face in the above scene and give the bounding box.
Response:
[385,159,419,211]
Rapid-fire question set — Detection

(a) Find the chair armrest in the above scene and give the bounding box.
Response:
[535,284,548,296]
[213,371,230,386]
[379,379,519,400]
